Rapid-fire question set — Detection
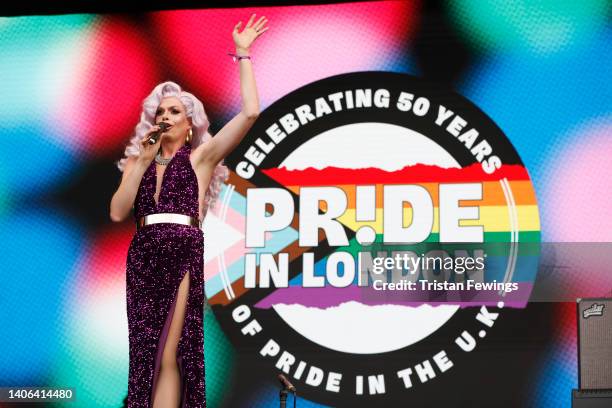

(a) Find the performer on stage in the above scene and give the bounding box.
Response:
[110,14,268,408]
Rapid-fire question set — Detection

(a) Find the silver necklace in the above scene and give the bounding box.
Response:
[155,151,172,165]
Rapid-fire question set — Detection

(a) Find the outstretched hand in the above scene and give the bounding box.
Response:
[233,14,268,53]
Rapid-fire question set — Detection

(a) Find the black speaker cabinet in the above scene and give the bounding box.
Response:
[572,298,612,407]
[577,298,612,389]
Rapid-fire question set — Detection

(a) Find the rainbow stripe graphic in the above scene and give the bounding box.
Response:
[205,162,540,309]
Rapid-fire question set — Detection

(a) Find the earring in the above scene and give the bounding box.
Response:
[187,128,193,143]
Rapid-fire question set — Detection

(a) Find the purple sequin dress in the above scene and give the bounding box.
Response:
[126,144,205,407]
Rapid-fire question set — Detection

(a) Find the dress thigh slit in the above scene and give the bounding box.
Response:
[150,269,191,408]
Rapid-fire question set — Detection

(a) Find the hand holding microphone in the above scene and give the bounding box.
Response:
[139,122,170,163]
[147,122,170,145]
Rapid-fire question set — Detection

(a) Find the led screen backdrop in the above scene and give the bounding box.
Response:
[0,1,611,407]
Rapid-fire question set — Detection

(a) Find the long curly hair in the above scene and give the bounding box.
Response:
[116,81,229,210]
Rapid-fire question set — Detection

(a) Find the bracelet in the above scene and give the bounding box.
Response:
[228,53,251,62]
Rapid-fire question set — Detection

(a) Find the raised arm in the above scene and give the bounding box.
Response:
[193,14,269,168]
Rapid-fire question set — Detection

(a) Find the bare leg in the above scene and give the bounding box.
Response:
[152,272,190,408]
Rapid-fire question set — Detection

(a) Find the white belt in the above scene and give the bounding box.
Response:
[137,213,201,229]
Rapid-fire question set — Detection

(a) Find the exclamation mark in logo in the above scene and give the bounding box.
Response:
[355,185,377,246]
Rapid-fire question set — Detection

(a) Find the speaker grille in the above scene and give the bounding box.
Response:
[578,298,612,389]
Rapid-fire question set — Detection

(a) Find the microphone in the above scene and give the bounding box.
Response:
[147,122,170,145]
[278,373,296,393]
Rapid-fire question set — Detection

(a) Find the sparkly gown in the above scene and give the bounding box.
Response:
[126,144,205,407]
